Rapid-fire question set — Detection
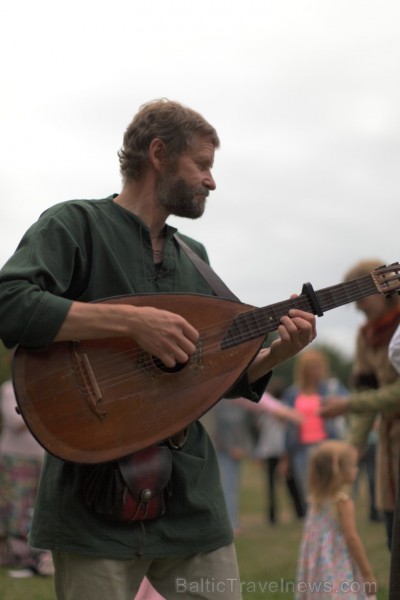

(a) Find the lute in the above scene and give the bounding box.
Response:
[13,262,400,464]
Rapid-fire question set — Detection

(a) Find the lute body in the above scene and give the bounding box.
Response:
[13,263,400,463]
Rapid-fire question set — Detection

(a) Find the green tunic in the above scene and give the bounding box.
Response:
[0,195,268,558]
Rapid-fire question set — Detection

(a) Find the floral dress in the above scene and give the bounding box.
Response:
[295,494,367,599]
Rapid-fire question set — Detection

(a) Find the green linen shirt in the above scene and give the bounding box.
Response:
[0,195,269,559]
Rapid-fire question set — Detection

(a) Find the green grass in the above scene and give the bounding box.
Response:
[0,460,390,599]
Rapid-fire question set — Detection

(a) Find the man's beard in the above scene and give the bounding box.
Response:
[157,174,209,219]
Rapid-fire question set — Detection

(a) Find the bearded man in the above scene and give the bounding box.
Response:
[0,99,316,600]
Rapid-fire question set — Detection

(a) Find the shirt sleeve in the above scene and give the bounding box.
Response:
[348,378,400,414]
[0,207,87,348]
[389,324,400,375]
[226,371,272,403]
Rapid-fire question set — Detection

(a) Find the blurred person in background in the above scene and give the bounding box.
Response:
[282,348,348,504]
[253,378,306,524]
[389,322,400,374]
[321,259,400,550]
[295,440,377,599]
[211,380,306,531]
[211,398,257,535]
[0,378,53,577]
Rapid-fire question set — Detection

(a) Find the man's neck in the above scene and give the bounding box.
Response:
[114,179,169,238]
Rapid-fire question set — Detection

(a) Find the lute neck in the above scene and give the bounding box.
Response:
[221,273,378,349]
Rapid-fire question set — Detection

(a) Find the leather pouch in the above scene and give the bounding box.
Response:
[82,445,172,522]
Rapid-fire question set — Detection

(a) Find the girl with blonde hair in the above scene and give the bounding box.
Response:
[283,348,348,503]
[295,440,376,599]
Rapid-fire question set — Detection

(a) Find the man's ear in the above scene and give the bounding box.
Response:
[149,138,166,172]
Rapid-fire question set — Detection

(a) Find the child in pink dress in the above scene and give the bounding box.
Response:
[295,440,376,599]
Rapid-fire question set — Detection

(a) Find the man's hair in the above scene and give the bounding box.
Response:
[344,258,400,307]
[118,99,220,181]
[343,258,385,283]
[308,440,356,506]
[293,348,329,389]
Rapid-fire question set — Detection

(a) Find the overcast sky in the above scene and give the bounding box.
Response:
[2,0,400,358]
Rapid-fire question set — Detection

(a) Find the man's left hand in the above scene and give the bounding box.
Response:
[269,307,317,365]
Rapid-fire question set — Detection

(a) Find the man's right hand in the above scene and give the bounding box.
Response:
[126,305,200,368]
[54,301,200,368]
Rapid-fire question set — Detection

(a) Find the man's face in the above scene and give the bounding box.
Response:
[355,293,389,321]
[156,135,216,219]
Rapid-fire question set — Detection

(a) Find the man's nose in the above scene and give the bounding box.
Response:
[204,172,216,191]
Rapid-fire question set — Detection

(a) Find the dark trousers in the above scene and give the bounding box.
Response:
[264,457,306,524]
[385,510,394,551]
[355,442,381,521]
